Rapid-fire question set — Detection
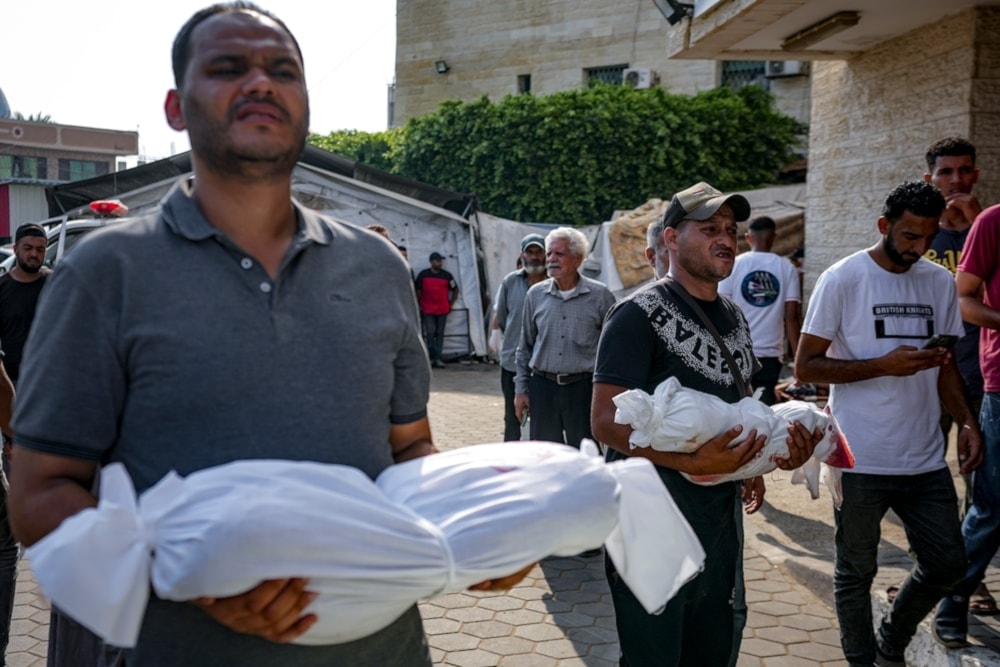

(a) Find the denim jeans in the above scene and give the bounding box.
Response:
[834,468,965,664]
[936,392,1000,637]
[0,471,19,665]
[420,313,448,362]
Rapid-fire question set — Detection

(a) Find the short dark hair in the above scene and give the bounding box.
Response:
[748,215,776,233]
[171,2,304,88]
[925,137,976,172]
[14,223,45,243]
[882,181,946,222]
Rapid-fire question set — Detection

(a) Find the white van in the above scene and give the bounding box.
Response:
[1,205,131,274]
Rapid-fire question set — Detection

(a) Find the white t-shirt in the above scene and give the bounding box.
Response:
[719,251,800,358]
[802,251,963,475]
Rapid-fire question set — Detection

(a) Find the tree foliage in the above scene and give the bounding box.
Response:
[13,112,53,123]
[308,128,402,173]
[309,84,804,225]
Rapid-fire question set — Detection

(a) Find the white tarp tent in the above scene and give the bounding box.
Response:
[291,164,486,360]
[43,150,491,360]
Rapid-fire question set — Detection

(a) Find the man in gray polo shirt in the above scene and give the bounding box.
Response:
[6,3,524,666]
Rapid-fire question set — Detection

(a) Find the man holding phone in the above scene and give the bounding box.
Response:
[796,181,982,666]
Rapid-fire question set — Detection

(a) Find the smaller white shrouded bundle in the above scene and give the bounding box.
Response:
[613,377,853,497]
[28,442,705,649]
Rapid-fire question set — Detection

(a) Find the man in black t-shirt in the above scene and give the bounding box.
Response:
[0,223,50,384]
[0,222,48,664]
[592,182,820,667]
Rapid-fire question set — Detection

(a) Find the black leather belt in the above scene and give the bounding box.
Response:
[534,370,592,385]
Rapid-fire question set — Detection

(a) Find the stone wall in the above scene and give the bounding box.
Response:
[804,7,1000,295]
[393,0,719,125]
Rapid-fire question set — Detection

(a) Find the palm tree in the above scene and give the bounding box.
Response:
[12,112,53,123]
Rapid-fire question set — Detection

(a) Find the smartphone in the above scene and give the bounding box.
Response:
[923,334,959,350]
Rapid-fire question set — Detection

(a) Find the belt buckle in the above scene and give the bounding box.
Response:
[556,373,571,385]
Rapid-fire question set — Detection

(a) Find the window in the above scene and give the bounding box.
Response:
[517,74,531,94]
[720,61,769,90]
[585,65,628,87]
[58,159,110,182]
[0,155,47,179]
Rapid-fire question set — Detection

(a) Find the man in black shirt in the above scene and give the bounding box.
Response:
[0,223,50,384]
[0,222,48,665]
[592,182,820,666]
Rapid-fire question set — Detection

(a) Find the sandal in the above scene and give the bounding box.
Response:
[970,583,997,616]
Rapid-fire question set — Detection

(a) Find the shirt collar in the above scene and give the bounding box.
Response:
[160,178,333,246]
[543,274,590,296]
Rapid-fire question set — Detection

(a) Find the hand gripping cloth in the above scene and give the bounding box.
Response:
[613,377,853,498]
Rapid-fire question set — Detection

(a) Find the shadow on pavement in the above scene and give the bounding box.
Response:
[537,555,619,665]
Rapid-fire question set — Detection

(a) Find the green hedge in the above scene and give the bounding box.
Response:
[308,84,804,225]
[308,129,401,173]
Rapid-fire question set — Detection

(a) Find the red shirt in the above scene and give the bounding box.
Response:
[415,268,456,315]
[958,204,1000,391]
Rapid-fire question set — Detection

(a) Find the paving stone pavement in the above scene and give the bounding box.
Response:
[8,360,995,665]
[423,362,848,666]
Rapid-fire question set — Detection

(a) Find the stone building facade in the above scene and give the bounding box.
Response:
[658,1,1000,293]
[806,7,1000,288]
[392,0,806,127]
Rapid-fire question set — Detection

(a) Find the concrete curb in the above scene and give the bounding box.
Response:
[773,550,1000,666]
[871,591,998,667]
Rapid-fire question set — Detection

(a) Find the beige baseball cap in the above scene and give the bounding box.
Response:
[662,181,751,228]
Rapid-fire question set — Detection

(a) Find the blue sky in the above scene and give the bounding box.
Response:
[3,1,396,162]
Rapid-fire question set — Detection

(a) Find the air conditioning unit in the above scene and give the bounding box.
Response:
[765,60,809,78]
[622,68,659,89]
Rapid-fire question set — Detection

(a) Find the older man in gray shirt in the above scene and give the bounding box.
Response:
[514,227,615,449]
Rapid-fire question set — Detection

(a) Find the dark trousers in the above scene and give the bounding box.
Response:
[421,313,448,362]
[752,357,783,406]
[47,606,125,667]
[608,490,742,666]
[527,373,593,448]
[0,474,17,666]
[834,468,965,664]
[500,368,520,441]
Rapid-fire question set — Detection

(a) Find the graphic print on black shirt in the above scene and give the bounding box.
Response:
[629,288,756,393]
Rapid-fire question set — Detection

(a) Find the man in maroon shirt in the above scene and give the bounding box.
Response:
[415,252,458,368]
[935,203,1000,648]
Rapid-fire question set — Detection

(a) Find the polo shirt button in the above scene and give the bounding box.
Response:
[240,258,253,270]
[260,282,272,293]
